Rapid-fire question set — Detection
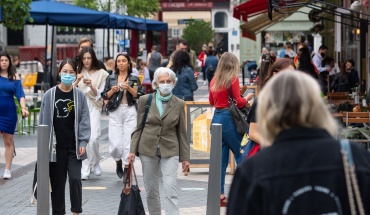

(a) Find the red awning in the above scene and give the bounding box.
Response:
[233,0,268,22]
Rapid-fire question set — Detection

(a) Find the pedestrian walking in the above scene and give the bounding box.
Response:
[171,50,198,101]
[39,58,91,215]
[198,44,208,85]
[208,52,254,207]
[0,51,28,179]
[246,59,296,159]
[74,37,106,71]
[312,45,330,75]
[101,53,143,180]
[204,48,218,87]
[297,46,319,79]
[147,45,162,81]
[128,67,190,215]
[73,47,109,180]
[228,71,370,215]
[165,39,188,68]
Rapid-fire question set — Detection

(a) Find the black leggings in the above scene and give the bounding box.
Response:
[50,147,82,215]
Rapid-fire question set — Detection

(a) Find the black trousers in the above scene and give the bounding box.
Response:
[201,66,206,81]
[50,147,82,215]
[149,69,155,82]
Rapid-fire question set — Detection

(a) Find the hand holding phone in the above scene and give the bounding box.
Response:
[243,89,255,97]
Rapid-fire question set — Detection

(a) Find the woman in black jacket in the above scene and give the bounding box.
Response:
[228,71,370,215]
[332,62,352,93]
[101,53,143,180]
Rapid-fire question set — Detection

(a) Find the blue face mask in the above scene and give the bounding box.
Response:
[60,74,76,86]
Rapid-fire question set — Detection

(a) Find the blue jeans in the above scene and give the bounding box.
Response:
[211,109,243,194]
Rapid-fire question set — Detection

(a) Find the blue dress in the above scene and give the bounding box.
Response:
[0,76,25,134]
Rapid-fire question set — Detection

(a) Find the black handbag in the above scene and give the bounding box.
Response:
[118,163,145,215]
[106,90,124,112]
[106,75,130,112]
[228,88,248,136]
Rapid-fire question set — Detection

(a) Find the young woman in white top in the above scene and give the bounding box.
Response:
[74,47,109,180]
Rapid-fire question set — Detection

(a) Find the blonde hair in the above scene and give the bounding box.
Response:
[211,52,239,91]
[105,59,115,70]
[257,71,338,145]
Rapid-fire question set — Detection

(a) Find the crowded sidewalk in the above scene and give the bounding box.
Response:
[0,79,231,214]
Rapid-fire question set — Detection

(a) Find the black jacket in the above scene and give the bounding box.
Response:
[101,74,144,106]
[227,127,370,215]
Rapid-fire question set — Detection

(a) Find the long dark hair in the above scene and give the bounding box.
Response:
[263,58,295,87]
[172,50,193,74]
[298,47,317,79]
[58,58,77,74]
[338,62,348,80]
[77,46,101,73]
[114,53,132,75]
[0,51,16,80]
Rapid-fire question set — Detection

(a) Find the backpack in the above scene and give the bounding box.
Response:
[207,65,215,76]
[336,101,353,113]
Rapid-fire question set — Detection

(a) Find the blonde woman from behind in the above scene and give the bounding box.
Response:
[228,71,370,215]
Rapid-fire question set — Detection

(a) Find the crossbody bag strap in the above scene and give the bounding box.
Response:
[131,94,153,160]
[340,139,365,215]
[227,86,235,106]
[141,94,153,133]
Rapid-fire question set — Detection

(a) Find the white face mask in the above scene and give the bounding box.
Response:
[158,83,173,95]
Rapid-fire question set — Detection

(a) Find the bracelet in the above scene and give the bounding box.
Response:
[21,107,27,110]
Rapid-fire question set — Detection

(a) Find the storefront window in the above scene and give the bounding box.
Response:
[341,16,360,71]
[214,12,227,28]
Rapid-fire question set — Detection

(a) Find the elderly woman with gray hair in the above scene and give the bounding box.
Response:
[128,67,190,215]
[227,71,370,215]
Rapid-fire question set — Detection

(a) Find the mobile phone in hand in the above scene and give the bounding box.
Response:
[242,89,255,97]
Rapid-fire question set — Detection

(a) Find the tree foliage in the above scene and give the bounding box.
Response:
[74,0,160,18]
[73,0,98,10]
[182,20,213,54]
[0,0,33,30]
[117,0,160,18]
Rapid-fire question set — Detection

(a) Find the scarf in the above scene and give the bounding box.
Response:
[155,92,172,117]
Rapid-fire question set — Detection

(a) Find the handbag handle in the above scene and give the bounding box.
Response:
[340,139,365,215]
[123,163,139,195]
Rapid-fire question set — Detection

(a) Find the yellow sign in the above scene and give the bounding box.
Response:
[192,112,213,153]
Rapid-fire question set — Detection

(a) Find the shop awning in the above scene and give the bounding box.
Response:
[234,0,309,40]
[233,0,268,22]
[240,12,287,40]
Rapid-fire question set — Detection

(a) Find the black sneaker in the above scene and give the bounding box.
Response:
[116,159,124,179]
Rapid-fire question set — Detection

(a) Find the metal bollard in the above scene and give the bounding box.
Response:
[37,125,50,215]
[206,123,222,215]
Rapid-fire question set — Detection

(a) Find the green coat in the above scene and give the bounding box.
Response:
[130,93,190,162]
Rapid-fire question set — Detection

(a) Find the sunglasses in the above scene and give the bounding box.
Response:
[117,52,128,57]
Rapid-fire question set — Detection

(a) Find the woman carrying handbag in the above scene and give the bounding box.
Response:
[208,52,254,207]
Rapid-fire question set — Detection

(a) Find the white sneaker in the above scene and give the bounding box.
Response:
[203,81,207,85]
[94,164,101,176]
[3,169,11,179]
[81,175,89,180]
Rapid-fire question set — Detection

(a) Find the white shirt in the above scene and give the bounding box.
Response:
[312,53,326,73]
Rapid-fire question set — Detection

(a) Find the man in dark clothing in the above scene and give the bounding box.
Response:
[74,37,106,71]
[345,59,359,89]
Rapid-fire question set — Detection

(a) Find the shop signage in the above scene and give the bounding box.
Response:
[161,2,213,11]
[178,19,203,25]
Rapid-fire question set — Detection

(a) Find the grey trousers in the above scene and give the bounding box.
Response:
[140,154,179,215]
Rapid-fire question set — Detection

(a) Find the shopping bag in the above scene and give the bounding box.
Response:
[117,163,145,215]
